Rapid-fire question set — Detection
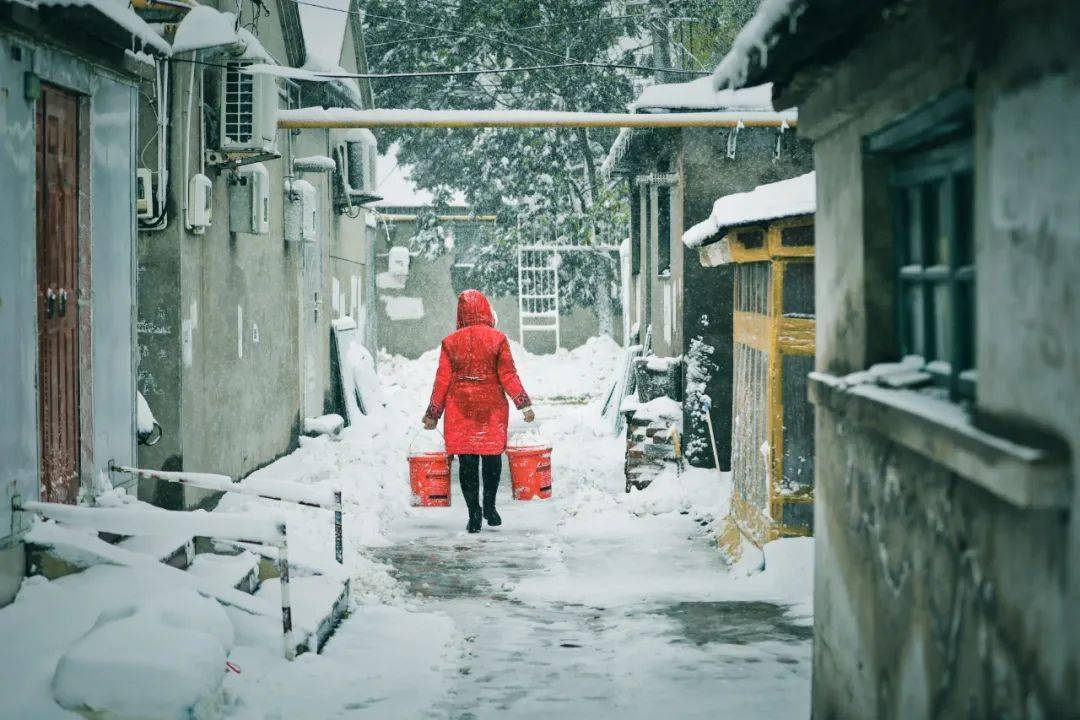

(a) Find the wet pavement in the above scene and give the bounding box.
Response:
[370,521,811,719]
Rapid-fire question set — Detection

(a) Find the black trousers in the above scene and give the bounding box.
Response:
[458,454,501,512]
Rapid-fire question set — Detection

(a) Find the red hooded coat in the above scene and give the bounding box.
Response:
[424,290,531,455]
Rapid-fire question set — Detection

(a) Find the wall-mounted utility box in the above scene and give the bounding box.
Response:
[228,162,270,235]
[136,168,154,219]
[187,173,213,233]
[388,245,410,277]
[219,61,278,155]
[285,179,318,243]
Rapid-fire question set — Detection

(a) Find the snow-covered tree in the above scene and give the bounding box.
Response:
[363,0,757,318]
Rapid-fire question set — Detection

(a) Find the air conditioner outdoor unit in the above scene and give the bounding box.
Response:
[333,129,381,209]
[219,61,278,155]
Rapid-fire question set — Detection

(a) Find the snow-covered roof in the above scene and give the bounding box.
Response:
[172,6,275,63]
[683,171,815,248]
[298,0,349,72]
[29,0,171,56]
[712,0,808,90]
[631,78,775,112]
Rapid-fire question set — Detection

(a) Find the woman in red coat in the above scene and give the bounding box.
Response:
[423,290,534,533]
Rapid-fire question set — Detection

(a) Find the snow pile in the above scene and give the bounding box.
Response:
[171,6,275,63]
[53,591,231,720]
[293,155,338,172]
[712,0,808,90]
[632,78,776,112]
[620,395,682,421]
[304,414,345,437]
[0,562,249,719]
[683,171,815,248]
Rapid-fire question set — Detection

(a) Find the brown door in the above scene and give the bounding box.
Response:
[36,85,81,504]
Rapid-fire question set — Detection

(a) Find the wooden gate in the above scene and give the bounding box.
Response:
[714,217,816,558]
[36,85,81,504]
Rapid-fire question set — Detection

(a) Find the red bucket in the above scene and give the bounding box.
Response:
[506,445,552,500]
[409,452,451,507]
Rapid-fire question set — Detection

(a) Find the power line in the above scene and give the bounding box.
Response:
[365,13,653,49]
[286,0,704,76]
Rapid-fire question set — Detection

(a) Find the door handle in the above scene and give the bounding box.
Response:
[45,288,57,319]
[58,288,69,317]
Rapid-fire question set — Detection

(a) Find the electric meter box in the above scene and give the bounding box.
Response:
[219,61,279,154]
[388,245,411,276]
[136,168,154,219]
[187,173,213,233]
[285,179,318,243]
[228,163,271,235]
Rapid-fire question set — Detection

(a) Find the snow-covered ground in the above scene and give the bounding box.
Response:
[0,336,813,719]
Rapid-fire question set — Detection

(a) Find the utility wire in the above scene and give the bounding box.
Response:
[170,56,707,79]
[366,13,655,49]
[286,0,704,76]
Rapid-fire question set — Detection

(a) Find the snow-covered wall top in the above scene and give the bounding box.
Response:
[683,171,815,248]
[631,78,776,112]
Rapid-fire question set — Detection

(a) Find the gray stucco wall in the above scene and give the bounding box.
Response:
[137,48,377,506]
[0,32,138,602]
[138,58,303,506]
[800,0,1080,715]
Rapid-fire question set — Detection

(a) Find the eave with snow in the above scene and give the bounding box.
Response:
[603,78,794,179]
[2,0,171,58]
[684,171,816,253]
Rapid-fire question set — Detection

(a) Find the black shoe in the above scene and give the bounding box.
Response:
[483,506,502,527]
[467,510,482,534]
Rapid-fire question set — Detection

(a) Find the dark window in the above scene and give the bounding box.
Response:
[657,186,671,275]
[888,130,975,399]
[781,223,814,247]
[738,229,765,249]
[630,185,641,275]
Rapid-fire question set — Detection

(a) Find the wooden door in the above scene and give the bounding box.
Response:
[36,85,81,504]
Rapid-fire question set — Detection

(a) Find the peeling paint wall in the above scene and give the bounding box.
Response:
[801,0,1080,715]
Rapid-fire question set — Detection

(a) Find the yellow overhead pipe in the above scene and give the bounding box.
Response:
[277,108,797,130]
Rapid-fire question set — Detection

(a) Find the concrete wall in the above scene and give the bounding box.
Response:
[374,215,621,359]
[801,0,1080,715]
[136,4,376,506]
[0,31,138,602]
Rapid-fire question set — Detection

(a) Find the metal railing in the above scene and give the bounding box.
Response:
[110,463,344,564]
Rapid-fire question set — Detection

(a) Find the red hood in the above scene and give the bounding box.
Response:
[456,289,495,329]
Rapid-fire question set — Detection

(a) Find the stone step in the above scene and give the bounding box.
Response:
[255,574,351,656]
[186,550,261,594]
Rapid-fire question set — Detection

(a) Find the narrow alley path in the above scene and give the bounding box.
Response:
[372,464,812,719]
[216,339,813,719]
